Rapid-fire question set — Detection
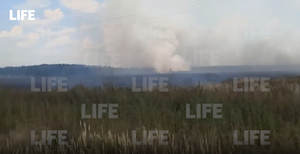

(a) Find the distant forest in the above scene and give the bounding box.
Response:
[0,64,300,89]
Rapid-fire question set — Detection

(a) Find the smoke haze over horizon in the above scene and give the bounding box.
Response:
[0,0,300,72]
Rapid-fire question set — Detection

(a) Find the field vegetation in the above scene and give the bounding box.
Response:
[0,77,299,153]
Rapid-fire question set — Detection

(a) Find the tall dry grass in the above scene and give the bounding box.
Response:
[0,77,299,153]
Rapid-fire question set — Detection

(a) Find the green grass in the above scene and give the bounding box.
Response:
[0,77,299,153]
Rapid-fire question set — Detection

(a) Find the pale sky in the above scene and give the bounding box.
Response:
[0,0,299,71]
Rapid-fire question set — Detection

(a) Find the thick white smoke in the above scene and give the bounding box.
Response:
[100,0,191,73]
[1,0,300,68]
[97,0,300,72]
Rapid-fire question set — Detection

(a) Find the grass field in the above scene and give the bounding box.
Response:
[0,77,300,154]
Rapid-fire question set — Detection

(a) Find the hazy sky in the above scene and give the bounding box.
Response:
[0,0,299,72]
